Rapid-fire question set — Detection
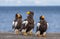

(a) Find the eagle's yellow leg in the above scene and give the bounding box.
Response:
[15,29,19,35]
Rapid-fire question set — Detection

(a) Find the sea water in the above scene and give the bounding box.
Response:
[0,6,60,33]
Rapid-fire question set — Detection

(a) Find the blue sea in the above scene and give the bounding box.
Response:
[0,6,60,33]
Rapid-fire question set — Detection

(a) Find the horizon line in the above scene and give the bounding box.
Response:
[0,6,58,7]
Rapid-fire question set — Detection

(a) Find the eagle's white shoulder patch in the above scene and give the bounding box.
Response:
[37,23,40,27]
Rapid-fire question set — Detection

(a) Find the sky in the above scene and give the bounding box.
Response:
[0,0,60,6]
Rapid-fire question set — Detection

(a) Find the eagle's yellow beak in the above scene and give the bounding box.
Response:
[17,14,21,18]
[26,11,30,15]
[41,16,45,19]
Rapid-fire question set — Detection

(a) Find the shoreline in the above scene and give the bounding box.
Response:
[0,32,60,39]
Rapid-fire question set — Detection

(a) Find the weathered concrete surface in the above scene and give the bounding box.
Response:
[0,32,60,39]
